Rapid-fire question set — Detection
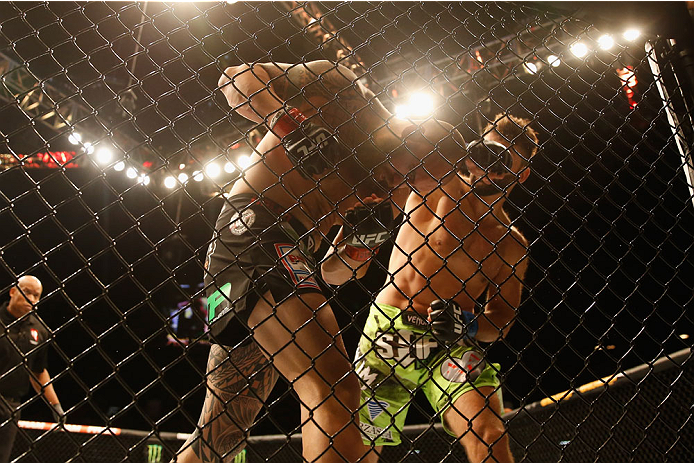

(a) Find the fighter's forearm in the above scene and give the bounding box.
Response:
[31,369,61,405]
[476,307,515,343]
[321,247,369,285]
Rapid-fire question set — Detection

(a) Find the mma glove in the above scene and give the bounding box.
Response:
[429,299,479,345]
[341,199,395,262]
[269,106,340,179]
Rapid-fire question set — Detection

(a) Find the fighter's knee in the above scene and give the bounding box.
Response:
[296,370,360,408]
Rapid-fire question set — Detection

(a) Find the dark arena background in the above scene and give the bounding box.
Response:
[1,1,693,462]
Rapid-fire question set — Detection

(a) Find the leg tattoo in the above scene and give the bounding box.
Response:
[185,343,278,463]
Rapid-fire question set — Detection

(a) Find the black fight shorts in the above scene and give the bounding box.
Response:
[204,193,322,347]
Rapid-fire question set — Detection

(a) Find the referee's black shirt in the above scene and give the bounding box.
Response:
[0,301,49,402]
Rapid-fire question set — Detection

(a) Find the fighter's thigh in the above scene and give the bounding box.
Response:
[248,291,351,384]
[443,386,504,434]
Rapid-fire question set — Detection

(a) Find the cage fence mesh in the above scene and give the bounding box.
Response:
[0,1,693,463]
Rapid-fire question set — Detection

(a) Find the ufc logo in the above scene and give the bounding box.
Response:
[453,304,464,335]
[351,232,388,246]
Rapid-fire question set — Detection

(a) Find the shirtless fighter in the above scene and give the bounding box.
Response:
[174,60,466,462]
[322,114,539,463]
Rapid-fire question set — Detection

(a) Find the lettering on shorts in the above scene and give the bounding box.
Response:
[275,244,320,290]
[229,209,256,235]
[207,282,232,322]
[373,329,438,368]
[355,362,379,390]
[403,312,428,328]
[440,350,485,383]
[360,422,393,442]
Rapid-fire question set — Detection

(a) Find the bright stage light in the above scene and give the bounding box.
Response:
[193,170,204,182]
[178,172,189,184]
[224,161,236,173]
[408,93,434,117]
[598,34,614,50]
[547,55,561,67]
[395,92,435,119]
[524,62,538,74]
[623,29,640,42]
[394,105,410,119]
[205,162,221,178]
[95,147,113,165]
[138,175,150,185]
[126,167,138,179]
[237,155,252,170]
[83,142,95,155]
[164,176,176,189]
[570,42,589,58]
[113,161,125,172]
[68,133,82,145]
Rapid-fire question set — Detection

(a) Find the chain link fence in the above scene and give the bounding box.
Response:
[1,1,693,462]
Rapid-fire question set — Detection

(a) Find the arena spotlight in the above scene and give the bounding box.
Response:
[83,142,95,155]
[68,133,82,145]
[570,42,589,58]
[113,161,125,172]
[126,167,138,179]
[138,175,150,185]
[205,162,221,178]
[193,170,204,182]
[523,62,538,74]
[598,34,615,50]
[164,176,176,189]
[547,55,561,67]
[395,92,435,119]
[224,161,236,173]
[623,29,641,42]
[237,155,252,170]
[95,147,113,165]
[178,172,189,184]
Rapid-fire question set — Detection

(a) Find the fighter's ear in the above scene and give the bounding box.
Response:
[519,167,530,183]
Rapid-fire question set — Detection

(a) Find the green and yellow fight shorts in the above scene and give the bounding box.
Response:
[355,303,502,446]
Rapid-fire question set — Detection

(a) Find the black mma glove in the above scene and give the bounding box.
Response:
[269,106,340,179]
[429,299,479,344]
[466,139,514,175]
[342,199,395,262]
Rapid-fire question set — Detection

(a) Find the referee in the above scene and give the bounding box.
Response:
[0,276,64,463]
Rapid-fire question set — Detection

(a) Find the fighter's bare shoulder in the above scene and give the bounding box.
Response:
[499,225,529,266]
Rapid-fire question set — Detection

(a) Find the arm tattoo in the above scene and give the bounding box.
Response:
[185,343,278,463]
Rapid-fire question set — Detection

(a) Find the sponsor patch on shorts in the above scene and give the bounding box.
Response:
[275,244,320,290]
[360,422,393,441]
[229,209,256,235]
[366,399,390,421]
[440,350,485,383]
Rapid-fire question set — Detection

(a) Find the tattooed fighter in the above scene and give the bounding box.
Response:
[174,60,465,462]
[322,114,539,463]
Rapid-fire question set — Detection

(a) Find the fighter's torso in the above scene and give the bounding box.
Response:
[376,178,515,316]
